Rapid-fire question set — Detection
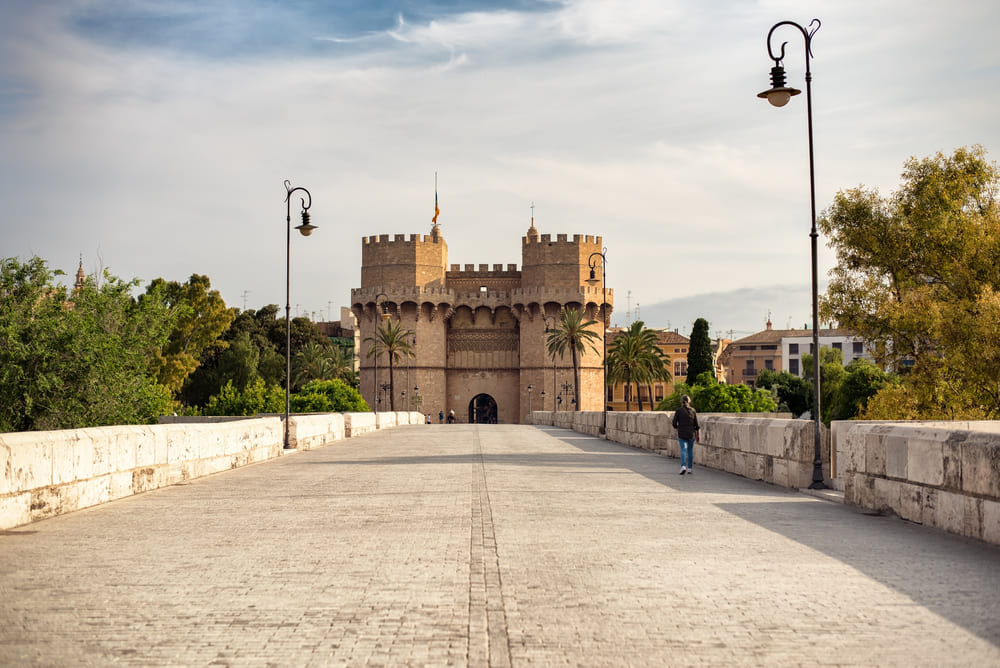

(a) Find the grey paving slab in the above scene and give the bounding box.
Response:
[1,424,998,667]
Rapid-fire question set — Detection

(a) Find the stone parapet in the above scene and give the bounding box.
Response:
[531,411,828,490]
[1,411,429,530]
[833,421,1000,544]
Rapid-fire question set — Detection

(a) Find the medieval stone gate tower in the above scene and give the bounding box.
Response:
[351,221,612,424]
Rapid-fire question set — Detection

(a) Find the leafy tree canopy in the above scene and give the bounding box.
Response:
[0,256,175,432]
[819,145,1000,418]
[656,372,776,414]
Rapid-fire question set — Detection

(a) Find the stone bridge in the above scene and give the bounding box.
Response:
[1,420,998,665]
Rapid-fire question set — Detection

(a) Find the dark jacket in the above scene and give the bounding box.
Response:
[672,404,700,440]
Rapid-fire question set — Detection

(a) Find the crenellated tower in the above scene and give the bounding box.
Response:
[351,218,612,424]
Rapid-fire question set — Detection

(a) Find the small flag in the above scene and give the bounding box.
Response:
[432,188,439,224]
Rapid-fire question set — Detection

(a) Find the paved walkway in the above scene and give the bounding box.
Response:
[1,424,998,666]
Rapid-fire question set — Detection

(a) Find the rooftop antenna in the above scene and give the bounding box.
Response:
[241,290,250,311]
[626,290,632,326]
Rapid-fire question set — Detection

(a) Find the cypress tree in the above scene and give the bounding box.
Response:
[686,317,714,385]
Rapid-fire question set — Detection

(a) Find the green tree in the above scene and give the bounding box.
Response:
[0,257,175,432]
[145,274,235,397]
[656,372,776,414]
[755,369,811,417]
[203,378,285,416]
[832,358,892,421]
[802,347,847,424]
[606,321,668,411]
[686,317,714,385]
[290,379,370,413]
[819,145,1000,418]
[546,308,602,409]
[364,319,414,410]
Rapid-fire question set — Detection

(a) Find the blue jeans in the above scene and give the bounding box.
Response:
[678,437,694,469]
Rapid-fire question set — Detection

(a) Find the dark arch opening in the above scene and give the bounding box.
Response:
[469,394,498,424]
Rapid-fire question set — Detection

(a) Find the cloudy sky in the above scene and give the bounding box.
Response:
[2,0,998,338]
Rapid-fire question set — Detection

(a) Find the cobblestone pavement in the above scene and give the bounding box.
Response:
[1,424,999,666]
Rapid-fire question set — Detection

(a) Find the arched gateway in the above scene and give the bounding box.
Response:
[469,394,498,424]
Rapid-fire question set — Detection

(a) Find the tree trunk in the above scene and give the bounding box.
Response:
[572,346,581,410]
[388,354,395,411]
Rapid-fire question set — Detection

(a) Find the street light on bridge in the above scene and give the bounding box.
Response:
[587,248,608,436]
[283,180,316,450]
[757,18,826,489]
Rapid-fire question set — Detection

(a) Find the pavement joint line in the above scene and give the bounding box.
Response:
[470,426,512,668]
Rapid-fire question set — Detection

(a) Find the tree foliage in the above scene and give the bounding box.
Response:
[546,308,602,409]
[364,318,414,411]
[656,372,777,414]
[0,257,175,432]
[203,378,285,416]
[606,321,669,411]
[686,317,714,385]
[755,369,811,417]
[291,379,369,413]
[145,274,235,397]
[819,146,1000,418]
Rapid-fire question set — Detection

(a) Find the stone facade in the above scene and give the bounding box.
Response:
[351,224,613,424]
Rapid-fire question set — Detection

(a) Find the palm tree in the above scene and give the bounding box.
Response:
[293,341,336,390]
[546,308,601,410]
[364,319,415,410]
[607,321,669,411]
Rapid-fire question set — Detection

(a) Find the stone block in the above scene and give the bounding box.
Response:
[866,432,887,476]
[873,477,902,515]
[843,472,861,506]
[920,487,939,527]
[77,476,112,510]
[50,433,77,486]
[941,437,963,491]
[886,435,908,479]
[0,442,10,496]
[983,500,1000,545]
[30,484,81,521]
[932,490,965,534]
[907,438,944,487]
[0,492,31,530]
[771,458,790,488]
[109,471,134,500]
[962,497,984,540]
[167,430,197,464]
[897,482,923,524]
[961,435,1000,499]
[8,437,52,491]
[135,427,157,467]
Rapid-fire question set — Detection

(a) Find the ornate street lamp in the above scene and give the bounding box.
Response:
[283,180,316,450]
[527,384,533,415]
[540,389,547,411]
[758,18,825,489]
[587,248,608,435]
[544,316,557,411]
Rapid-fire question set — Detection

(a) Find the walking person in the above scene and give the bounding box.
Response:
[672,395,700,475]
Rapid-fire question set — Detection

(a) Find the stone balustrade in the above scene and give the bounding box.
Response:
[1,411,424,530]
[834,421,1000,544]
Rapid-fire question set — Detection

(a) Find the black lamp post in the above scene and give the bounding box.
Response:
[284,180,316,450]
[527,384,533,415]
[758,18,825,489]
[544,316,557,411]
[587,249,608,435]
[540,389,547,411]
[372,292,387,413]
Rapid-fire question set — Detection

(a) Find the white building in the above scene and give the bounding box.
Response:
[782,329,873,377]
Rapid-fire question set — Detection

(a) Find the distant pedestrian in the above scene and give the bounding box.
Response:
[672,395,700,475]
[425,414,432,424]
[446,409,456,424]
[439,411,444,423]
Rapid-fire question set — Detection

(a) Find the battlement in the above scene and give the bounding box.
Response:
[524,233,602,247]
[447,263,520,274]
[363,233,443,246]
